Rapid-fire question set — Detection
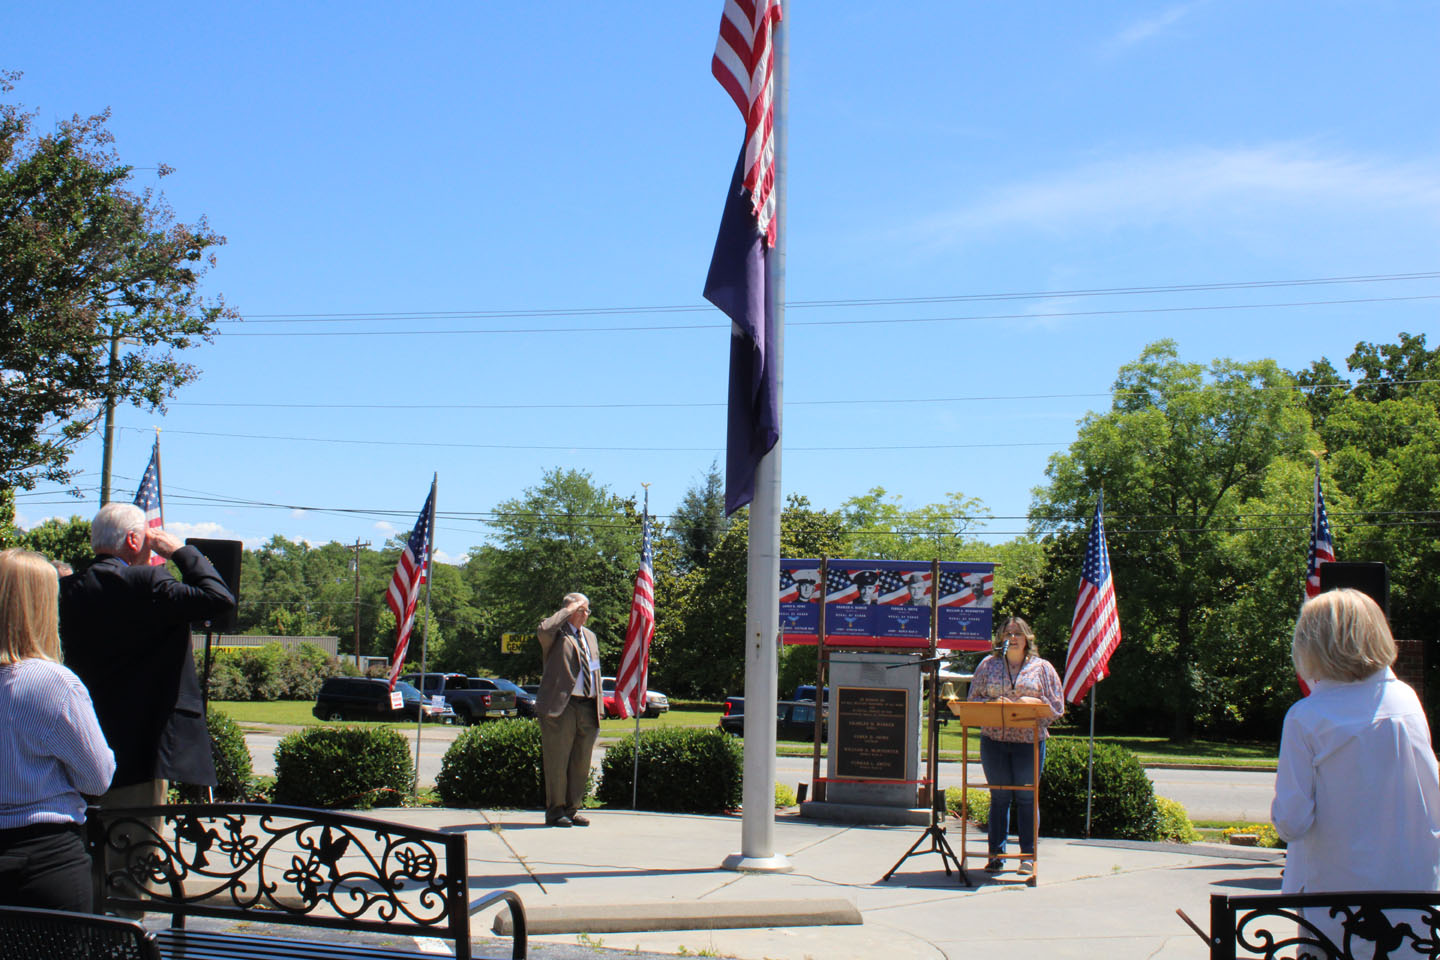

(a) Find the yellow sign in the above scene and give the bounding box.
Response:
[500,633,535,654]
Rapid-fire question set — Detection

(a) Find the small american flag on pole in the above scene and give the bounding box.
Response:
[386,481,435,691]
[132,436,166,566]
[614,499,656,720]
[1305,463,1335,600]
[1062,496,1122,704]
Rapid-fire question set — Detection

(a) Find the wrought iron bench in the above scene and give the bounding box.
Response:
[87,802,527,960]
[0,904,161,960]
[1207,891,1440,960]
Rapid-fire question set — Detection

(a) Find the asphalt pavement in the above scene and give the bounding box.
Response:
[243,728,1278,823]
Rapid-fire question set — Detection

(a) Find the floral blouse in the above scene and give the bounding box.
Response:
[966,653,1064,743]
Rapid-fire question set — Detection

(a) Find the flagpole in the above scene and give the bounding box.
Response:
[726,1,789,875]
[411,475,438,799]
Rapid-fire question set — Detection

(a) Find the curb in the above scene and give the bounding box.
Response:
[493,898,862,935]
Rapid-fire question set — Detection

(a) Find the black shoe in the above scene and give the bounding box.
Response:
[984,858,1003,872]
[546,816,573,828]
[568,813,591,827]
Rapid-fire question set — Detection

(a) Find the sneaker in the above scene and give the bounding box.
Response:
[984,858,1003,872]
[1019,860,1034,875]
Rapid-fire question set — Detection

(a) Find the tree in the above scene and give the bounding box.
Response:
[475,468,642,677]
[0,73,232,526]
[839,486,989,560]
[1032,340,1316,739]
[18,514,91,570]
[669,461,730,573]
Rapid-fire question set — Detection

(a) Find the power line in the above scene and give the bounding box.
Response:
[211,293,1440,337]
[225,270,1440,323]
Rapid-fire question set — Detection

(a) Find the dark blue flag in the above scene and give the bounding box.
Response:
[705,147,779,516]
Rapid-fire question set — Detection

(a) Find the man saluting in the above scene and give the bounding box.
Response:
[536,593,604,827]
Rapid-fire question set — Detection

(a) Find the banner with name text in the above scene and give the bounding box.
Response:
[780,559,994,650]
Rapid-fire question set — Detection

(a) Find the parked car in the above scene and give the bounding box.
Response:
[313,677,455,723]
[719,700,826,742]
[399,673,518,725]
[600,676,669,719]
[793,684,830,703]
[472,677,537,718]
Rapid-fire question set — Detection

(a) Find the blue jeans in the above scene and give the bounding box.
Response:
[979,737,1047,856]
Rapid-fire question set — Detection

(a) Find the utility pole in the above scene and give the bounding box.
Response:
[349,539,371,670]
[99,324,121,505]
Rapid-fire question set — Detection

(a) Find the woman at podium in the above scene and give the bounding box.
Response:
[967,616,1063,875]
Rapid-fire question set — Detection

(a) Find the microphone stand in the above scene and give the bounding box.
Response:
[883,655,961,882]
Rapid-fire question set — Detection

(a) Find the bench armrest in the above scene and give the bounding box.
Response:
[469,888,527,960]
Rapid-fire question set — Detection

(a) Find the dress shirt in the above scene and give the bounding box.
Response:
[0,658,116,829]
[1272,667,1440,894]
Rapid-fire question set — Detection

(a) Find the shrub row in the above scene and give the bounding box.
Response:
[197,642,343,701]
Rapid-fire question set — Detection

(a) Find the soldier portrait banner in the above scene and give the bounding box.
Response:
[779,558,994,650]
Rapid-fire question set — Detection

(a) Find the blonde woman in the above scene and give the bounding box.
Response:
[1272,589,1439,952]
[967,616,1063,875]
[0,549,115,911]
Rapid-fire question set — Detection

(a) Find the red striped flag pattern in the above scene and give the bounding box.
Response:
[712,0,782,246]
[132,438,166,566]
[386,482,435,691]
[614,505,655,720]
[1305,465,1335,599]
[1062,498,1122,704]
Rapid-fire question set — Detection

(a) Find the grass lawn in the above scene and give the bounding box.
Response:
[213,700,1277,768]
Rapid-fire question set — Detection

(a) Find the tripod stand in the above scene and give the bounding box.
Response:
[883,656,961,881]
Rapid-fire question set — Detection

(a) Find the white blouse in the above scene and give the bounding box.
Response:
[1271,667,1440,895]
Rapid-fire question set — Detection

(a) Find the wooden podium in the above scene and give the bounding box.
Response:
[946,700,1052,887]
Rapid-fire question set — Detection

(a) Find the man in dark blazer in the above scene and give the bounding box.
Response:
[60,502,236,809]
[536,592,603,827]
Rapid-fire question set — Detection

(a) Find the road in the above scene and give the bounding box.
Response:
[243,728,1276,822]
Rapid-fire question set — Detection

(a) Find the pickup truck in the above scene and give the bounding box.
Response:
[399,672,518,725]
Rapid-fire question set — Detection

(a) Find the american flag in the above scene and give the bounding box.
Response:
[614,502,656,720]
[1062,498,1123,704]
[711,0,782,246]
[1305,464,1335,600]
[132,438,166,566]
[386,481,435,691]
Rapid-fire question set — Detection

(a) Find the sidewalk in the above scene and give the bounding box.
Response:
[375,806,1284,960]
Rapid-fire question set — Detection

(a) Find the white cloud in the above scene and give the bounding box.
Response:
[163,520,265,550]
[1104,2,1202,53]
[289,509,308,519]
[374,521,397,534]
[918,144,1440,244]
[432,549,463,566]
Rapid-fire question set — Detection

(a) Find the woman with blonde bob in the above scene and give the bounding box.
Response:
[1272,589,1440,955]
[0,548,115,912]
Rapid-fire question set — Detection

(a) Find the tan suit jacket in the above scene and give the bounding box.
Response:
[536,608,603,722]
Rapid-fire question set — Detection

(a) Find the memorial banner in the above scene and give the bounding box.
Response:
[780,558,994,650]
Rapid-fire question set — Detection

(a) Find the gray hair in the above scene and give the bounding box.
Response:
[91,502,147,554]
[564,592,589,608]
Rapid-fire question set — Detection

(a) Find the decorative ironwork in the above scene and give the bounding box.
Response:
[92,804,454,933]
[1212,892,1440,960]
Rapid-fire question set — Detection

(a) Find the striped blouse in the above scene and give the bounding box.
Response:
[0,658,116,830]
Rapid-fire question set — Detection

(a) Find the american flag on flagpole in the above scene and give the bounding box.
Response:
[1305,463,1335,600]
[614,500,656,720]
[385,482,435,691]
[705,0,782,516]
[1062,497,1123,704]
[132,437,166,566]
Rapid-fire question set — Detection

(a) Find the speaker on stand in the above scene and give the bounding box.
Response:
[1318,562,1389,619]
[185,538,243,713]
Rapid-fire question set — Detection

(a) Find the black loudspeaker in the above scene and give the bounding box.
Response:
[186,538,242,633]
[1319,562,1389,619]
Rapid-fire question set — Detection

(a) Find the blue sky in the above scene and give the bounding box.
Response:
[8,1,1439,562]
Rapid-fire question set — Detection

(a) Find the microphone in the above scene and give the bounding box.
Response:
[1002,635,1011,657]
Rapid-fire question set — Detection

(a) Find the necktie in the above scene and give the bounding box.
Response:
[577,631,591,696]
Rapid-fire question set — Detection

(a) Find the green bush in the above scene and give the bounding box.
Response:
[1041,738,1160,840]
[1155,795,1200,843]
[945,786,990,828]
[597,728,742,813]
[207,710,254,801]
[273,726,413,809]
[775,782,798,807]
[435,719,550,809]
[1222,823,1286,849]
